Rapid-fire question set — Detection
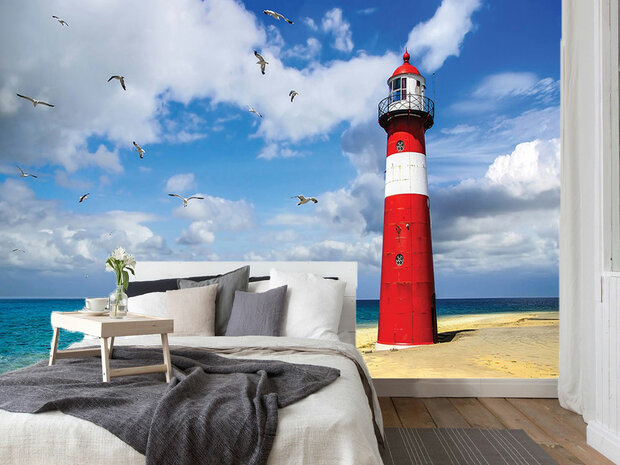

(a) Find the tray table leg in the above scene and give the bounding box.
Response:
[108,337,115,358]
[49,326,59,366]
[161,333,172,382]
[100,337,111,382]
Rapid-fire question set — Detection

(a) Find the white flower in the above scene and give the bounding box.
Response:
[111,247,126,261]
[125,255,136,269]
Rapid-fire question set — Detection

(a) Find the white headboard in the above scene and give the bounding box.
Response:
[131,261,358,345]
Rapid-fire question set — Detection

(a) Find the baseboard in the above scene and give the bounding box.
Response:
[372,378,558,398]
[587,421,620,464]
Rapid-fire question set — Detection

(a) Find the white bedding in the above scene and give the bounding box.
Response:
[0,335,384,465]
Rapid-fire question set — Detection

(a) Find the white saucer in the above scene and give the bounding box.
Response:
[78,308,108,316]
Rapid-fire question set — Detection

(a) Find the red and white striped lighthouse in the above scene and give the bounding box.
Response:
[376,51,438,349]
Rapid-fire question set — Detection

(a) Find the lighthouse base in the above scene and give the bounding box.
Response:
[375,341,434,351]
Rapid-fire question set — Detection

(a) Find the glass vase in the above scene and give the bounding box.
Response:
[109,285,128,319]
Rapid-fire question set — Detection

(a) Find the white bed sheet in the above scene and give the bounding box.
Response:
[0,335,384,465]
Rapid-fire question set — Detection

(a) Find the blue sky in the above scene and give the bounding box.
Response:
[0,0,560,298]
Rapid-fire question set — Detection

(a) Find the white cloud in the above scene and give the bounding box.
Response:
[0,179,171,272]
[357,8,377,15]
[0,0,406,170]
[177,221,216,245]
[282,37,322,61]
[484,139,559,196]
[304,17,318,31]
[428,106,560,185]
[430,138,560,273]
[0,0,485,182]
[0,0,264,171]
[321,8,354,53]
[406,0,482,72]
[173,194,255,232]
[473,72,559,100]
[441,124,477,135]
[258,142,305,160]
[267,213,319,227]
[245,236,383,270]
[451,73,559,114]
[165,173,196,193]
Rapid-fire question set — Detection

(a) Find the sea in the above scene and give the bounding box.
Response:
[0,297,558,375]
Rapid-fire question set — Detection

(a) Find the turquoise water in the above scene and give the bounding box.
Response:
[0,299,85,374]
[0,297,558,374]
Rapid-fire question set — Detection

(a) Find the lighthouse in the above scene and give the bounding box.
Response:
[376,51,437,349]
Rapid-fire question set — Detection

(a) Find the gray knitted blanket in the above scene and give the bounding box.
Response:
[0,346,340,465]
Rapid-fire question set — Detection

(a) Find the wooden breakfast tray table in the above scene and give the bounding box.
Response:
[49,312,174,383]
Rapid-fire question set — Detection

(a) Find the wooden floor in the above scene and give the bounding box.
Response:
[379,397,614,465]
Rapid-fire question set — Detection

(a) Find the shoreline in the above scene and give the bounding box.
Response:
[357,311,559,378]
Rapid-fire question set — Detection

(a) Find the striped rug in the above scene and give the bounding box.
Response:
[381,428,557,465]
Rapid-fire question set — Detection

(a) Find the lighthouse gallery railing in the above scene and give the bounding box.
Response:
[378,93,435,129]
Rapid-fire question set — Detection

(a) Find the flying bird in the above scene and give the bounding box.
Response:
[52,15,68,26]
[289,90,299,102]
[11,248,26,253]
[16,93,54,108]
[254,50,268,75]
[292,195,318,205]
[108,75,126,90]
[133,141,145,158]
[17,166,37,178]
[248,106,262,118]
[79,193,89,203]
[168,193,204,207]
[263,10,293,24]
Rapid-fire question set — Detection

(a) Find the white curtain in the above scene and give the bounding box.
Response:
[558,0,598,422]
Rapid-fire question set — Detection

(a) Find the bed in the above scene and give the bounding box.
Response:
[0,261,384,465]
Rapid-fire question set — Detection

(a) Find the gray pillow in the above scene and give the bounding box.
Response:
[225,285,288,337]
[178,265,250,335]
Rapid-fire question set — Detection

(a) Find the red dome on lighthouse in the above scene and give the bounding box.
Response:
[391,51,420,77]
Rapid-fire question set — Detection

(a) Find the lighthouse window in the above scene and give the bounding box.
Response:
[390,78,406,102]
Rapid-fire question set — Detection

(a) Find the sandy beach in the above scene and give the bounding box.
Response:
[357,311,558,378]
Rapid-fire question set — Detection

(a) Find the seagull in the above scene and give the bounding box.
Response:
[263,10,293,24]
[17,166,37,178]
[292,195,318,205]
[248,106,262,118]
[11,248,26,253]
[168,193,204,207]
[79,193,89,203]
[289,90,299,102]
[52,15,68,26]
[108,75,126,90]
[16,93,54,108]
[133,141,145,158]
[254,50,268,75]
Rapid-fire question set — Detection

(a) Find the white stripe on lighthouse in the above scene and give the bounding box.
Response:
[385,151,428,198]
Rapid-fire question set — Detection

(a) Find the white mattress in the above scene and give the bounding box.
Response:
[0,335,384,465]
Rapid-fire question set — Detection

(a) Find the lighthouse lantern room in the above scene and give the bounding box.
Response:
[376,51,437,350]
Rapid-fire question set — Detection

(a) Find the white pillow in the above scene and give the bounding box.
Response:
[269,268,346,341]
[248,279,272,293]
[128,292,167,317]
[127,284,218,336]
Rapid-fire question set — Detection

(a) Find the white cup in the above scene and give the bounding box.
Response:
[85,297,108,312]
